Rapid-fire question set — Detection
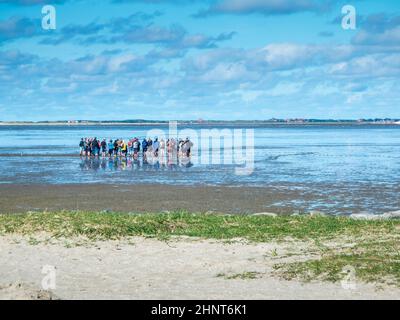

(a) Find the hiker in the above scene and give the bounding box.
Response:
[167,139,177,165]
[85,138,91,157]
[153,138,159,157]
[159,139,166,164]
[101,139,107,158]
[182,137,193,157]
[178,139,184,157]
[79,138,85,156]
[142,138,148,157]
[127,139,133,156]
[113,139,119,157]
[108,140,114,157]
[133,138,140,160]
[92,137,99,157]
[121,140,128,157]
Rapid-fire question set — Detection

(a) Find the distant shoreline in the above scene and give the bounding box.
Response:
[1,121,400,126]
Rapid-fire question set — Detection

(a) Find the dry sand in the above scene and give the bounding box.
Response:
[1,235,399,300]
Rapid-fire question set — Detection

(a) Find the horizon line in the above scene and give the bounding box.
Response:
[1,118,400,122]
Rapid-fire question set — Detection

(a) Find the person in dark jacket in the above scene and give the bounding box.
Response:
[79,138,85,156]
[113,139,119,156]
[92,138,99,157]
[101,139,107,158]
[142,138,148,153]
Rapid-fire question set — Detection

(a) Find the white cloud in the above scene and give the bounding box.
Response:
[108,54,137,72]
[198,62,258,82]
[197,0,329,17]
[265,81,303,96]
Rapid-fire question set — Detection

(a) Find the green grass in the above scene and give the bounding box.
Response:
[0,211,399,286]
[0,211,397,241]
[274,238,400,286]
[217,272,263,280]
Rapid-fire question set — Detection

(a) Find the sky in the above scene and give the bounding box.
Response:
[0,0,399,121]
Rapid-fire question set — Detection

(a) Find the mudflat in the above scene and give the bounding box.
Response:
[0,184,309,214]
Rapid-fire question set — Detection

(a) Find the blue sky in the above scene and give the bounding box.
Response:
[0,0,399,121]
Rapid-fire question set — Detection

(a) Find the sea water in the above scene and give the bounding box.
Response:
[0,124,399,214]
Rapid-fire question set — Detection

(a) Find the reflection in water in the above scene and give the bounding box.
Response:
[79,156,193,172]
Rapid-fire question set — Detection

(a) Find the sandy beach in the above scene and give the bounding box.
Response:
[1,235,399,300]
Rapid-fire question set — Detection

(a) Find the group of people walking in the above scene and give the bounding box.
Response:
[79,137,193,161]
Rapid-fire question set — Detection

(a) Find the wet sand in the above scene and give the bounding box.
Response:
[0,184,304,214]
[1,183,399,215]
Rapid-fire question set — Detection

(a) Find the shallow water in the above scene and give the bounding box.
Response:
[0,124,399,214]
